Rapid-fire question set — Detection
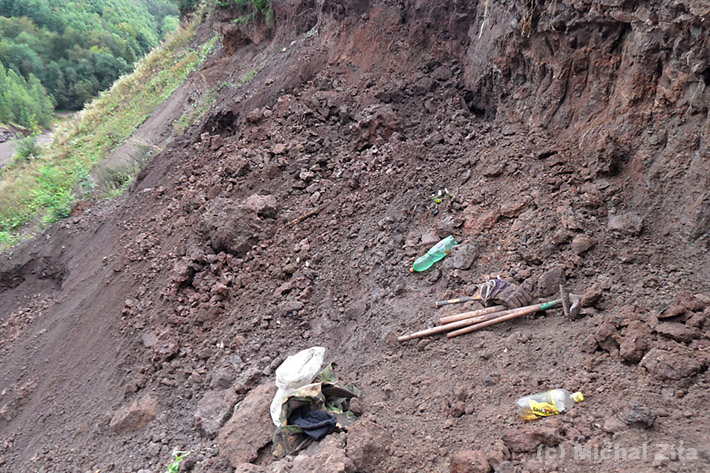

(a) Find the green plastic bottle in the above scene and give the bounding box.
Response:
[410,236,458,272]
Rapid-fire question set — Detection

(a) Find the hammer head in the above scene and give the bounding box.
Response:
[560,285,582,318]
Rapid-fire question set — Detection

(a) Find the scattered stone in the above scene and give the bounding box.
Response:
[442,243,476,270]
[451,450,491,473]
[432,65,453,81]
[411,76,435,95]
[486,440,511,470]
[655,322,701,343]
[141,331,158,348]
[658,303,687,320]
[278,299,304,316]
[291,435,354,473]
[686,310,708,329]
[349,397,364,416]
[607,212,644,235]
[346,419,392,471]
[482,162,505,178]
[356,104,401,146]
[233,367,263,393]
[582,283,603,307]
[218,383,276,467]
[419,230,441,248]
[537,266,566,297]
[463,209,501,236]
[501,425,561,453]
[640,348,705,380]
[602,415,626,433]
[619,320,652,363]
[621,403,656,429]
[500,199,530,218]
[246,108,263,123]
[201,198,262,256]
[194,389,238,437]
[570,234,595,255]
[493,461,515,473]
[153,331,179,359]
[593,322,620,353]
[244,194,278,218]
[110,394,159,433]
[551,228,570,244]
[272,143,287,155]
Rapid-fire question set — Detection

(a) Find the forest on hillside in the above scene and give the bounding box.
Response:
[0,0,179,130]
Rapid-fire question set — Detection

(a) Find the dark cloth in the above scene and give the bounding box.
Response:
[289,409,337,440]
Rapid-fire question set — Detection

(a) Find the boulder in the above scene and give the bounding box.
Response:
[218,382,277,466]
[640,348,705,380]
[194,389,238,437]
[201,198,262,256]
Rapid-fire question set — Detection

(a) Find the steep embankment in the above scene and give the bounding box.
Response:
[1,1,708,472]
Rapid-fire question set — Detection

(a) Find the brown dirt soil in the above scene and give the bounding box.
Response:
[1,1,709,473]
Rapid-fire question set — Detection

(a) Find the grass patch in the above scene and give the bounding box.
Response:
[173,77,219,134]
[0,21,218,249]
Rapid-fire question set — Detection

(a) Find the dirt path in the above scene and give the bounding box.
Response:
[0,130,55,169]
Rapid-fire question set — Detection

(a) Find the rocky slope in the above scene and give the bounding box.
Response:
[1,1,708,472]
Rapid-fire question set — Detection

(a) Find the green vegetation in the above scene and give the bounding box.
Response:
[173,79,218,134]
[0,0,180,128]
[215,0,273,26]
[0,62,53,129]
[164,450,190,473]
[0,22,218,248]
[12,130,40,162]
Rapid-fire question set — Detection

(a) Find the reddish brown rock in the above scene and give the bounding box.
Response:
[244,194,278,219]
[346,418,392,472]
[619,320,653,363]
[655,322,701,343]
[218,383,276,467]
[194,389,238,437]
[571,234,595,255]
[640,348,705,380]
[593,322,621,353]
[485,440,511,470]
[110,394,159,433]
[463,209,501,236]
[451,450,491,473]
[289,435,355,473]
[501,425,562,453]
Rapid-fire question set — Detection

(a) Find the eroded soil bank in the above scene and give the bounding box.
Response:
[1,1,708,472]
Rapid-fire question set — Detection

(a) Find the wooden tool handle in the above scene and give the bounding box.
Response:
[439,305,506,324]
[398,306,509,342]
[446,300,561,338]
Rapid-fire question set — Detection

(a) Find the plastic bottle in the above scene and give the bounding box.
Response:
[516,389,584,421]
[410,235,458,272]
